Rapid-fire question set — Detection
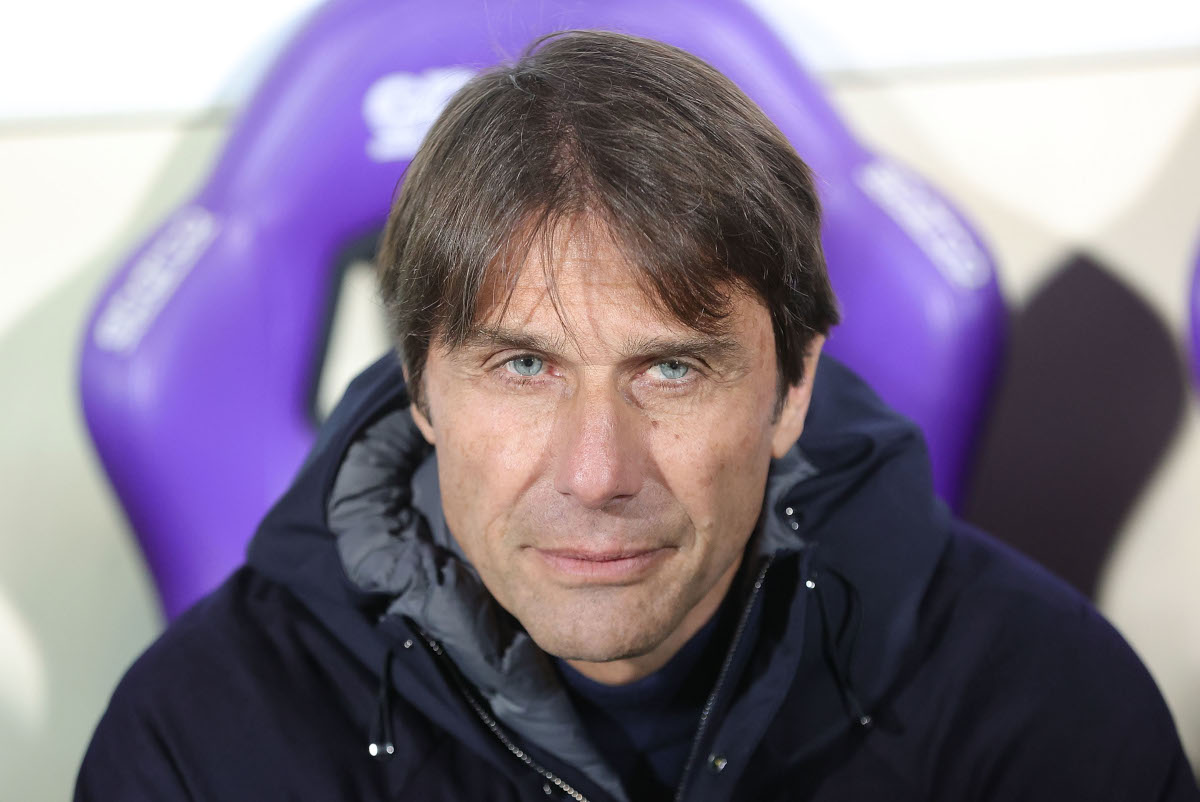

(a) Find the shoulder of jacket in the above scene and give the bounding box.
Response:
[110,568,308,708]
[905,523,1193,800]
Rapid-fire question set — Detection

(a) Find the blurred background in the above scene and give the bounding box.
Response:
[1,0,1198,797]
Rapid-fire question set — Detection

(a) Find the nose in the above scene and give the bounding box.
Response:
[552,383,645,509]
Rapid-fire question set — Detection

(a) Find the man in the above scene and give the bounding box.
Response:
[77,30,1197,801]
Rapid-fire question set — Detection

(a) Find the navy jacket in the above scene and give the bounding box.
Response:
[77,354,1200,801]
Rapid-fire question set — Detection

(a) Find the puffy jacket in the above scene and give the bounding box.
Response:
[76,353,1200,801]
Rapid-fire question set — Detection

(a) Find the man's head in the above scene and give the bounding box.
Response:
[376,30,838,683]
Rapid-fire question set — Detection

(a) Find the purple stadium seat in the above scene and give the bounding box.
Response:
[79,0,1006,619]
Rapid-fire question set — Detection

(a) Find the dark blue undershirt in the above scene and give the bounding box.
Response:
[555,591,740,801]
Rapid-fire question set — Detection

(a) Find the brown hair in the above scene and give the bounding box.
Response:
[377,29,839,412]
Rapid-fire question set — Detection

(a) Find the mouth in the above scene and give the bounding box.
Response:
[529,546,673,584]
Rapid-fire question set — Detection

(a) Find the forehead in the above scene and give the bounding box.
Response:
[464,218,769,355]
[492,227,665,328]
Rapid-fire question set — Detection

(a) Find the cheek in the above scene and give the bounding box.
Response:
[649,393,776,536]
[430,388,554,533]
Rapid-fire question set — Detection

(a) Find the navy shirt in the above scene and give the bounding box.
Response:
[556,591,740,800]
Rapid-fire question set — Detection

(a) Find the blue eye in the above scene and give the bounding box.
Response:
[655,360,690,380]
[507,356,544,376]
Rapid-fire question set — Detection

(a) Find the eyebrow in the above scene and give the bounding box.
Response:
[459,326,571,356]
[617,333,746,366]
[459,325,746,366]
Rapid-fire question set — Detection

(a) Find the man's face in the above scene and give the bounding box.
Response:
[412,224,819,683]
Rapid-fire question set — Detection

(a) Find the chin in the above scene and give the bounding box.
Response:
[516,589,681,663]
[533,629,662,665]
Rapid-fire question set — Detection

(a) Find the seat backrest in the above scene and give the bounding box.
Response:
[79,0,1005,618]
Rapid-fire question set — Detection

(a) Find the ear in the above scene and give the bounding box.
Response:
[403,365,437,445]
[770,335,824,459]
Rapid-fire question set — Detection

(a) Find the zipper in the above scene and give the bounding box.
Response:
[673,556,774,802]
[422,637,593,802]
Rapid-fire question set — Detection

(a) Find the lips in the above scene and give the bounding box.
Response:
[530,546,673,583]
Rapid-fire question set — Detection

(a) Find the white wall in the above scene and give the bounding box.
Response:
[2,0,1198,119]
[2,2,1199,798]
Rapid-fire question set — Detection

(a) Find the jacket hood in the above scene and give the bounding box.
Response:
[247,351,951,799]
